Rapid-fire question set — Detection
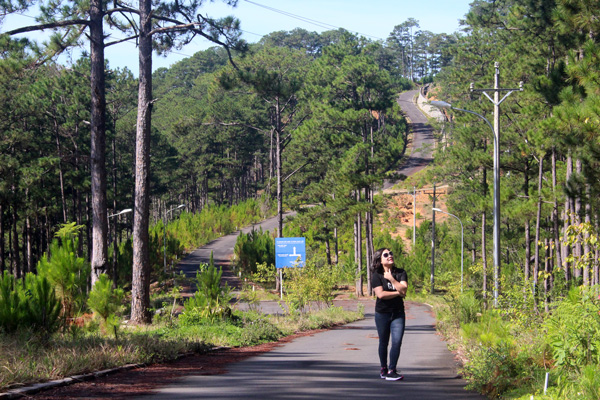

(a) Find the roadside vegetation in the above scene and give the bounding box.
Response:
[0,244,362,391]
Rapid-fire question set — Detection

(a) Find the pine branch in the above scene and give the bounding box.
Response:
[5,19,90,35]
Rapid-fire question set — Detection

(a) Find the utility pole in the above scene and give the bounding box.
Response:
[470,62,522,306]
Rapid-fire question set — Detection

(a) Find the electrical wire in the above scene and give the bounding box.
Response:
[242,0,384,40]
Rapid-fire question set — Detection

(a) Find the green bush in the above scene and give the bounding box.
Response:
[0,271,23,333]
[36,224,90,318]
[87,274,125,335]
[22,273,63,336]
[463,342,531,398]
[0,271,62,335]
[250,262,277,285]
[234,228,275,276]
[460,310,514,348]
[284,262,337,314]
[544,286,600,373]
[180,264,232,324]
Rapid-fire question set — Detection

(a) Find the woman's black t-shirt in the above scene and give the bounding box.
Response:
[371,268,408,314]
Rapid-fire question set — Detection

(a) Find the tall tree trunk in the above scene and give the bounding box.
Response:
[583,184,591,286]
[274,100,283,293]
[131,0,153,324]
[12,205,20,278]
[524,158,531,282]
[573,159,582,279]
[333,193,338,265]
[54,120,68,223]
[25,211,32,274]
[524,220,531,281]
[563,155,572,282]
[112,131,118,285]
[544,237,550,313]
[551,147,563,278]
[355,190,363,297]
[276,100,283,237]
[533,155,544,310]
[89,0,108,287]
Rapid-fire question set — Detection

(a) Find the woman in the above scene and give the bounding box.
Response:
[371,247,408,381]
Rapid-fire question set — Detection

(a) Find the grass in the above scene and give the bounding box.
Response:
[0,303,363,391]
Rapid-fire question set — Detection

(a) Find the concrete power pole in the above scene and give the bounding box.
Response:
[470,62,522,306]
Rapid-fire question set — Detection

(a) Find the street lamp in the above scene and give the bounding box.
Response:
[164,204,185,273]
[433,207,464,293]
[108,208,133,219]
[108,208,132,284]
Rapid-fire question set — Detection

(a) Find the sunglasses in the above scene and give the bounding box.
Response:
[382,252,393,258]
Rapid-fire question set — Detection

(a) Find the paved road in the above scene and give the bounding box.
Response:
[138,302,484,400]
[177,211,295,290]
[384,89,435,189]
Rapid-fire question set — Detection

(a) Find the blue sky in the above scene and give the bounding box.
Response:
[2,0,473,74]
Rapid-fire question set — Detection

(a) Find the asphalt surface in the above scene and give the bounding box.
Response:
[137,302,484,400]
[383,89,435,189]
[177,211,295,290]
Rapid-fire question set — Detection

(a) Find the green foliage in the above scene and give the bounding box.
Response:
[233,228,275,276]
[0,271,23,334]
[283,262,337,314]
[461,310,514,348]
[463,342,532,398]
[36,229,90,318]
[250,262,277,285]
[168,199,275,253]
[21,273,63,336]
[113,238,133,287]
[0,271,62,336]
[87,274,125,336]
[180,264,232,324]
[544,286,600,373]
[552,364,600,400]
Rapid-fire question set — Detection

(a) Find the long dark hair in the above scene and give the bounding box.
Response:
[371,247,392,275]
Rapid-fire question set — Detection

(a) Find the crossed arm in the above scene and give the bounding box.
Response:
[374,271,408,299]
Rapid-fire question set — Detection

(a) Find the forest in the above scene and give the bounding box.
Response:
[2,0,600,398]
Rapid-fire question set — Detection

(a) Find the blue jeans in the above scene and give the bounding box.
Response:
[375,311,406,371]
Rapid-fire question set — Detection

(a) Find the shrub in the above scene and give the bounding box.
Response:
[0,271,23,334]
[180,264,232,325]
[234,228,275,276]
[36,223,90,318]
[544,285,600,373]
[284,262,337,314]
[0,272,62,336]
[22,273,63,336]
[463,342,531,397]
[250,262,276,285]
[87,274,125,336]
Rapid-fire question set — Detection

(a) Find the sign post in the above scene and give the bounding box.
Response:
[275,237,306,299]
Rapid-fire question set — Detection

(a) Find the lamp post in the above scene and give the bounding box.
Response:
[164,204,185,273]
[433,207,464,293]
[108,208,132,284]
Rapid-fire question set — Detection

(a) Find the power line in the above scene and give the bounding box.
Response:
[242,0,384,41]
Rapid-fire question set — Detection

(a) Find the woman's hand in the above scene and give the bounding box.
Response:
[383,270,395,282]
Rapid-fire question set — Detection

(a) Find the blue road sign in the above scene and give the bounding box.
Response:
[275,237,306,269]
